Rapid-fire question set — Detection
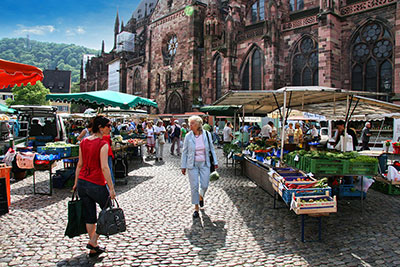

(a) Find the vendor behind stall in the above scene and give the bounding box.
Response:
[333,120,358,151]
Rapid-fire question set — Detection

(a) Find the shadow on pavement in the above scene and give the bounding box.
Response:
[184,210,227,262]
[56,253,105,267]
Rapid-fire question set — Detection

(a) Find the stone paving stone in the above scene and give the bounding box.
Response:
[1,144,400,266]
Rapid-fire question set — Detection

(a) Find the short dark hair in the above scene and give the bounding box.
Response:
[336,120,345,126]
[92,115,110,133]
[268,121,274,126]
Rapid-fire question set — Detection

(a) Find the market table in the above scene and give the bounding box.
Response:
[33,156,78,196]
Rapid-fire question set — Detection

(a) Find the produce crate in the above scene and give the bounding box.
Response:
[292,193,337,215]
[344,161,378,175]
[280,183,332,204]
[337,184,366,199]
[37,146,71,158]
[371,180,400,195]
[302,157,344,175]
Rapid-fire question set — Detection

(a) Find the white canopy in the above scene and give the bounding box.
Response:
[213,87,400,117]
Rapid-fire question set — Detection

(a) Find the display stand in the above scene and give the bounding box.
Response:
[33,161,55,196]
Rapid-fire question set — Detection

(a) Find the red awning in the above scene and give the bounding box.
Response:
[0,59,44,89]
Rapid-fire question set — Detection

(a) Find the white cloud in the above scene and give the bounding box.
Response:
[76,26,85,34]
[65,26,86,36]
[15,24,55,35]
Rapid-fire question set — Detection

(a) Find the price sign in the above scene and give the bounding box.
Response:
[294,154,299,162]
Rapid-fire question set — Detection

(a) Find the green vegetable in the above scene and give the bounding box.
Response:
[209,171,220,181]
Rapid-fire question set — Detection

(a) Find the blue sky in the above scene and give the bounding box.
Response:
[0,0,141,51]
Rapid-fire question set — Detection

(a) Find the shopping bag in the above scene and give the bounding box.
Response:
[158,134,165,145]
[96,198,126,237]
[65,190,87,238]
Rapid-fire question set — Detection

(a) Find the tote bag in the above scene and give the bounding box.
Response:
[65,190,87,238]
[158,134,165,145]
[206,131,215,172]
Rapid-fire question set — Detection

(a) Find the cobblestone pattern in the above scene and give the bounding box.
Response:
[1,144,400,266]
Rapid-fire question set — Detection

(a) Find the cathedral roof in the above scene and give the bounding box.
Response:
[132,0,157,20]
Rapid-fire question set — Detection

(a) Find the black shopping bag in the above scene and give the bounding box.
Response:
[96,198,126,237]
[65,190,87,238]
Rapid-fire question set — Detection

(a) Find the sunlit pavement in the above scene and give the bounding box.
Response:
[1,144,400,266]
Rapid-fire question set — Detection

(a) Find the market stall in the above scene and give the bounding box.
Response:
[46,91,158,184]
[212,86,400,241]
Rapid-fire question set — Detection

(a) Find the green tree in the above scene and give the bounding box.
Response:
[70,82,81,113]
[6,81,50,106]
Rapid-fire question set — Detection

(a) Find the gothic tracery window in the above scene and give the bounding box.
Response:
[292,37,319,86]
[162,34,178,65]
[133,69,141,95]
[241,47,262,90]
[351,22,393,98]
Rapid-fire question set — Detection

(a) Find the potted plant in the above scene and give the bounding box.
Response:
[385,140,391,153]
[392,142,400,154]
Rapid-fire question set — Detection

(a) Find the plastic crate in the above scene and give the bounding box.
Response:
[338,184,366,198]
[371,180,400,195]
[281,184,332,204]
[344,161,378,175]
[37,146,71,158]
[303,157,344,175]
[256,155,264,162]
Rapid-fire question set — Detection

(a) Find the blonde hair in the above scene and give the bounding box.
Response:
[188,115,203,131]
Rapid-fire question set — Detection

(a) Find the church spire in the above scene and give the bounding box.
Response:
[113,10,120,50]
[101,40,105,54]
[121,20,124,32]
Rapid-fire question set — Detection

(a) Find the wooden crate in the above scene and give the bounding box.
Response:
[292,192,337,215]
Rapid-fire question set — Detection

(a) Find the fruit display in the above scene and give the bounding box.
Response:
[127,138,145,146]
[292,193,337,215]
[112,135,123,142]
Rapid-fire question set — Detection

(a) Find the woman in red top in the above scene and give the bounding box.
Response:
[73,115,115,257]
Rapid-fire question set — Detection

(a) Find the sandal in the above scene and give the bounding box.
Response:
[87,244,105,257]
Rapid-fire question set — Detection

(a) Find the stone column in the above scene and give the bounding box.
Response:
[318,13,342,88]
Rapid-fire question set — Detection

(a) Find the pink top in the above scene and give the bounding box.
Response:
[194,134,206,162]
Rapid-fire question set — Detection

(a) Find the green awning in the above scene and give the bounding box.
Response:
[46,90,158,110]
[199,105,240,116]
[0,103,16,113]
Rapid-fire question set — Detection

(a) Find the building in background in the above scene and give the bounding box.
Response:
[43,69,71,113]
[81,0,398,114]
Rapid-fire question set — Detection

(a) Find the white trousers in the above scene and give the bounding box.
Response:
[156,141,164,159]
[188,161,210,205]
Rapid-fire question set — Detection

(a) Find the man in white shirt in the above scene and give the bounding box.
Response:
[154,120,166,161]
[260,123,272,138]
[223,122,233,143]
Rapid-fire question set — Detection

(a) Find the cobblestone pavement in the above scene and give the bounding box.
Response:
[1,144,400,266]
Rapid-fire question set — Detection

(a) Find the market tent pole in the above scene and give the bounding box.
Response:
[343,95,350,151]
[241,107,245,147]
[280,91,287,162]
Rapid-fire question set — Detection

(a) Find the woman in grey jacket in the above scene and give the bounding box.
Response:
[181,116,218,218]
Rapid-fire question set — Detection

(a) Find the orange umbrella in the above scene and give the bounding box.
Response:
[0,59,44,89]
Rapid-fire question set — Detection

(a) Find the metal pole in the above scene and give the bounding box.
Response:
[280,91,287,162]
[343,95,349,151]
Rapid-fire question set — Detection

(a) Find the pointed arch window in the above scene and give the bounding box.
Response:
[251,0,265,24]
[216,56,222,99]
[291,37,319,86]
[351,22,393,99]
[133,69,141,95]
[241,48,262,90]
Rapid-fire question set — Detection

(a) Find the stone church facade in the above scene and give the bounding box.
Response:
[81,0,399,114]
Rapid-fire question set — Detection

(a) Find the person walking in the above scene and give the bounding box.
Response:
[181,122,188,140]
[170,121,181,156]
[72,115,115,257]
[223,121,233,144]
[145,121,156,158]
[285,123,295,144]
[361,122,372,150]
[181,116,218,218]
[154,120,166,161]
